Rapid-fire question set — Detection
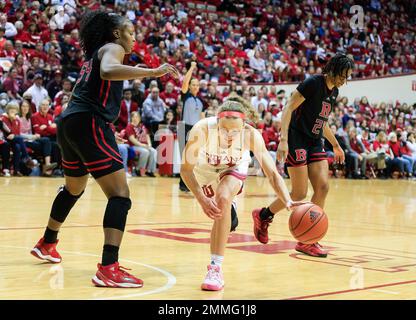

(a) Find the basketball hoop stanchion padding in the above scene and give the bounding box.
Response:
[157,132,174,176]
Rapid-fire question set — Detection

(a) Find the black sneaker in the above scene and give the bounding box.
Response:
[145,172,156,177]
[179,184,190,192]
[230,202,239,232]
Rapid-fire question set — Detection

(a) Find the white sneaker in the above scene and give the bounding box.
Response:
[126,172,132,178]
[2,169,10,177]
[201,264,224,291]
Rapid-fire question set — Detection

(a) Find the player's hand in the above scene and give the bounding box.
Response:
[286,200,309,211]
[155,63,180,79]
[190,61,197,69]
[333,145,345,164]
[277,139,289,163]
[198,196,222,220]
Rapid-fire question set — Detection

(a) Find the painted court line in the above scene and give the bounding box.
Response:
[370,289,399,295]
[0,245,176,300]
[286,279,416,300]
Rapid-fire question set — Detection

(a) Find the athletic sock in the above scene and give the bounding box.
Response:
[43,227,58,244]
[260,207,274,221]
[210,254,224,267]
[102,244,119,266]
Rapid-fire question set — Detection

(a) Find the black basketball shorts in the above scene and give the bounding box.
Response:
[57,112,123,178]
[286,129,327,167]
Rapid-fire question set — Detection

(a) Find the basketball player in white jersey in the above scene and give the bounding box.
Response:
[181,94,301,291]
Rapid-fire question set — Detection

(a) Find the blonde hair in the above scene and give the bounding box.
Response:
[376,131,387,142]
[130,111,140,122]
[5,102,19,113]
[218,93,259,123]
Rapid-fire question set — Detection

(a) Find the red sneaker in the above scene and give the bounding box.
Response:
[295,242,328,257]
[92,262,144,288]
[30,237,62,263]
[252,208,273,244]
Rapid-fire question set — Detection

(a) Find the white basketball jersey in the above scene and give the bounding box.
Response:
[195,117,251,171]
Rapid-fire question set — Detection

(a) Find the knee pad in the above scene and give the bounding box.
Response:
[103,197,132,232]
[50,185,84,223]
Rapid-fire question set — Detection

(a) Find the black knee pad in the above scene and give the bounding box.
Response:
[103,197,132,232]
[50,185,84,223]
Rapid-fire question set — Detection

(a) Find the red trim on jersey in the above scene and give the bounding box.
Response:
[87,164,112,172]
[99,79,105,99]
[62,159,80,164]
[220,170,247,181]
[92,118,123,164]
[84,157,112,166]
[310,152,326,156]
[98,126,122,158]
[102,80,111,107]
[62,163,80,169]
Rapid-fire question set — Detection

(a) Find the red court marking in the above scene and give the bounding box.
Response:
[229,241,298,254]
[129,228,257,244]
[290,251,416,273]
[285,279,416,300]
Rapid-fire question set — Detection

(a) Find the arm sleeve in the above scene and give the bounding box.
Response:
[31,115,42,135]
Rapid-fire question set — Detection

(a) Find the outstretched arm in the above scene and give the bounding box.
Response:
[181,62,197,94]
[277,89,305,163]
[99,43,179,81]
[249,127,294,209]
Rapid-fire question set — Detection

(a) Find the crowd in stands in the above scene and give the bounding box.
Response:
[0,0,415,179]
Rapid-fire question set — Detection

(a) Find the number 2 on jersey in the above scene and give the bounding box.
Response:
[312,119,324,135]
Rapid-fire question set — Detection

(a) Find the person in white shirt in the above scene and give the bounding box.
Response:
[50,6,70,31]
[249,50,266,72]
[0,14,17,38]
[24,74,50,111]
[250,89,268,113]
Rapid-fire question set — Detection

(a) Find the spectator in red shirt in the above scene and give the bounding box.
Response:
[118,89,139,132]
[398,131,415,176]
[0,26,6,50]
[388,132,412,177]
[1,102,36,176]
[125,112,157,177]
[2,67,22,100]
[160,81,179,111]
[31,99,57,139]
[262,119,281,165]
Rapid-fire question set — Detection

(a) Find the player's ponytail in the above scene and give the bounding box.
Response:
[79,11,128,59]
[218,93,259,123]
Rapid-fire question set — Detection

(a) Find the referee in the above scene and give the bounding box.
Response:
[179,61,204,192]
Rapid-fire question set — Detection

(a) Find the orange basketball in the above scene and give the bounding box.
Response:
[289,203,328,244]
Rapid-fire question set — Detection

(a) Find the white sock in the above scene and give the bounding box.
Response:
[210,254,224,267]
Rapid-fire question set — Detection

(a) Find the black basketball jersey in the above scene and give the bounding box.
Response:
[62,49,123,123]
[289,75,338,139]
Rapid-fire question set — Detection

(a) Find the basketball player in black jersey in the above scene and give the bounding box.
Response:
[252,53,354,257]
[30,11,179,288]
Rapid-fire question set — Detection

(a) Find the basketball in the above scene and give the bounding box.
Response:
[289,203,328,244]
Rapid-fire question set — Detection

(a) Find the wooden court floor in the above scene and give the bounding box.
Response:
[0,176,415,300]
